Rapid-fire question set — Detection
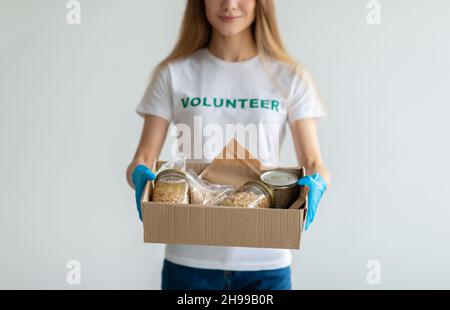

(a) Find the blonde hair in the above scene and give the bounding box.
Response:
[156,0,297,70]
[153,0,322,103]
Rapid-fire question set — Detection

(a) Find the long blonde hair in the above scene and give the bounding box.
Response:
[153,0,321,103]
[156,0,297,71]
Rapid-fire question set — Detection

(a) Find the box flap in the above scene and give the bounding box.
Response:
[199,138,262,188]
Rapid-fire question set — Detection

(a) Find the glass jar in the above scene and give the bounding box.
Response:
[152,169,190,204]
[220,181,274,209]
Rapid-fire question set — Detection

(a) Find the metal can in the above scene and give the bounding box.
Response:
[260,171,298,209]
[220,180,275,209]
[152,169,190,204]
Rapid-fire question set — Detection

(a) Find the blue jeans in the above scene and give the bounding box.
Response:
[161,259,291,290]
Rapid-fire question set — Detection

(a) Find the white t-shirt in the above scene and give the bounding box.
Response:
[136,48,326,271]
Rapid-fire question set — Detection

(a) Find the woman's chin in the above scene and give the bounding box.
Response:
[216,28,249,38]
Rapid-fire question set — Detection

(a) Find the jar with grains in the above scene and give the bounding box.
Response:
[219,181,274,209]
[152,169,190,204]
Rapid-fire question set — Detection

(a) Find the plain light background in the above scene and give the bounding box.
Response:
[1,0,449,289]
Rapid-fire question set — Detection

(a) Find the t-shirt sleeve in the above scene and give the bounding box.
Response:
[136,65,173,122]
[287,70,327,123]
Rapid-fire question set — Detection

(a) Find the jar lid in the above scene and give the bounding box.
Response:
[260,171,298,188]
[155,169,187,182]
[245,180,275,208]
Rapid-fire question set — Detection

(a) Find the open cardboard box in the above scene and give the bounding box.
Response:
[141,162,309,250]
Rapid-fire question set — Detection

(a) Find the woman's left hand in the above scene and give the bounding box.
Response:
[298,173,327,231]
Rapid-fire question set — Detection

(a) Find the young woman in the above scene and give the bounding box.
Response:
[127,0,330,290]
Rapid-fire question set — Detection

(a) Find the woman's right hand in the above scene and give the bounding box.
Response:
[127,115,170,220]
[131,165,156,221]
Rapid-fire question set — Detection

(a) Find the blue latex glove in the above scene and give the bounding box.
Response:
[132,165,156,221]
[298,173,327,231]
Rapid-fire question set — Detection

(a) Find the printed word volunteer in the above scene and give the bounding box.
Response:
[181,97,281,112]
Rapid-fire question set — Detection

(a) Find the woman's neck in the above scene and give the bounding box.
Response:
[208,27,257,62]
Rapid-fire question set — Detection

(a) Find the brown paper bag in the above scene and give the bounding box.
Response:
[199,138,262,188]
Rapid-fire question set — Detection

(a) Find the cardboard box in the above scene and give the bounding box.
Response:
[142,140,309,250]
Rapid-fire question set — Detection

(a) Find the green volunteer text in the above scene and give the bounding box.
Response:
[181,97,280,112]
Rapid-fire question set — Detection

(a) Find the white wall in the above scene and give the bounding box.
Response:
[1,0,449,289]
